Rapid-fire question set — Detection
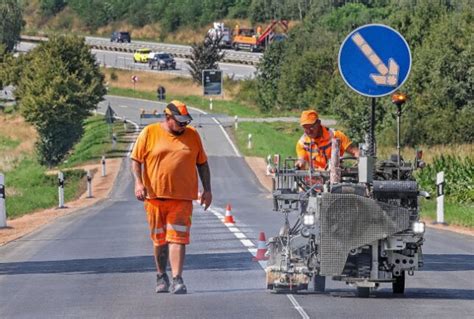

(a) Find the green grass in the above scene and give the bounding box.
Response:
[0,136,20,151]
[5,159,86,219]
[235,122,302,159]
[61,116,131,168]
[420,199,474,228]
[5,114,132,219]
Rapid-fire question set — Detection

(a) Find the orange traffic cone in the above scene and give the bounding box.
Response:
[224,204,235,223]
[253,231,269,261]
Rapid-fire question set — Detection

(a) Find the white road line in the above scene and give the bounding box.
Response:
[206,205,310,319]
[190,107,241,157]
[287,294,310,319]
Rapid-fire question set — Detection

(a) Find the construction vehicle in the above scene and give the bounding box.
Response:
[265,94,428,297]
[207,22,232,49]
[232,20,288,52]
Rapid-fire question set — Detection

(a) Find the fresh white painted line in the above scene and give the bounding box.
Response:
[205,204,310,319]
[210,116,241,157]
[234,232,246,239]
[287,294,310,319]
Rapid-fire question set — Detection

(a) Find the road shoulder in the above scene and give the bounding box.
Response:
[0,158,123,246]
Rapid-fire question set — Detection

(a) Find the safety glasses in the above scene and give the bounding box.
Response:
[176,119,191,127]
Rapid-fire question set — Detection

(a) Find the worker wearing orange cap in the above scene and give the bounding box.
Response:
[296,109,359,170]
[131,100,212,295]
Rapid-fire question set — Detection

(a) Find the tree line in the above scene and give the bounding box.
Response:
[37,0,315,32]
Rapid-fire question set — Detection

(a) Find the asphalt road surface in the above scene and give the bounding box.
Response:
[0,96,473,318]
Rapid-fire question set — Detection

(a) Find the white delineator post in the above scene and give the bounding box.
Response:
[123,117,127,130]
[0,173,7,227]
[86,170,93,198]
[234,115,238,130]
[101,155,106,177]
[209,98,213,111]
[247,133,252,149]
[266,154,272,176]
[436,171,445,224]
[58,172,65,208]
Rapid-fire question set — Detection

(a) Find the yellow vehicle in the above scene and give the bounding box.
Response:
[133,48,151,63]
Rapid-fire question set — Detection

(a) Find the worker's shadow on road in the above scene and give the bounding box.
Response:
[0,251,259,276]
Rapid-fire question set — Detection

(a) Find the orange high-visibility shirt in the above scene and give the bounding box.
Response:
[131,123,208,200]
[296,126,352,170]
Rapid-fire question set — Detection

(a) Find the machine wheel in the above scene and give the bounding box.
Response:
[392,271,405,294]
[357,287,370,298]
[314,275,326,293]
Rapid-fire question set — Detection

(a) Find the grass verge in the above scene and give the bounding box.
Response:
[420,199,473,228]
[4,114,131,219]
[5,159,86,219]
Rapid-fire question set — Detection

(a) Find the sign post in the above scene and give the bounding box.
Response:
[131,75,138,90]
[339,24,411,170]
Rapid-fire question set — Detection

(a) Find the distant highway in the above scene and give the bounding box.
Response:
[16,41,257,80]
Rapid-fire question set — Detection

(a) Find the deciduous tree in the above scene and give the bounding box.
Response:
[0,0,24,52]
[16,36,106,166]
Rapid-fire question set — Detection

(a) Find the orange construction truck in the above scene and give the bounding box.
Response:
[232,20,289,52]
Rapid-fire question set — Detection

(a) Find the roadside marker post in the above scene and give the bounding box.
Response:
[0,173,7,227]
[86,170,93,198]
[247,133,252,149]
[123,116,127,130]
[112,133,117,150]
[58,172,65,209]
[101,155,106,177]
[234,115,238,130]
[209,98,213,111]
[435,171,447,225]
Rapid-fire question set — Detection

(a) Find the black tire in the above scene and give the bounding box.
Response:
[357,287,370,298]
[314,275,326,293]
[392,271,405,294]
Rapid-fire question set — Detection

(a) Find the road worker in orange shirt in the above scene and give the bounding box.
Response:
[131,100,212,295]
[295,109,359,170]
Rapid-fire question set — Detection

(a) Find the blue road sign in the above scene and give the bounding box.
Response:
[338,24,411,97]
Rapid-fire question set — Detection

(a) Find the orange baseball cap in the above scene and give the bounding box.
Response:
[164,100,193,123]
[300,110,319,126]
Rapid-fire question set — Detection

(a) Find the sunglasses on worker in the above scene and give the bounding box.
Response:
[175,119,191,127]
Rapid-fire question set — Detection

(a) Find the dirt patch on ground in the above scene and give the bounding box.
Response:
[0,158,123,246]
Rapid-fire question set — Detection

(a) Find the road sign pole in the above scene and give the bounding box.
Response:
[369,98,376,157]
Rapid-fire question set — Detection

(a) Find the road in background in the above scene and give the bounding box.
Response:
[15,42,257,80]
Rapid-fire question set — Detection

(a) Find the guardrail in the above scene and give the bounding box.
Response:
[20,35,262,66]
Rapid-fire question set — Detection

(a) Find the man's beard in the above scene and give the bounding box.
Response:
[170,128,185,136]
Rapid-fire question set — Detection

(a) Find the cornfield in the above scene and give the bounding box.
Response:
[416,155,474,203]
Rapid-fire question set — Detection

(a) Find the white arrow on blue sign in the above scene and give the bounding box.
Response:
[338,24,412,98]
